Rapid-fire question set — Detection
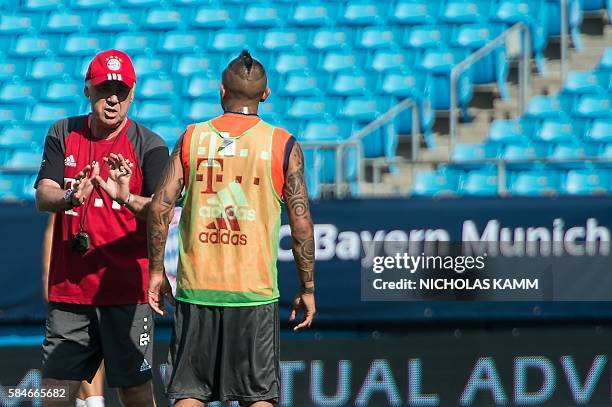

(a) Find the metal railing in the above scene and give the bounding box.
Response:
[303,98,420,198]
[560,0,569,82]
[449,22,532,153]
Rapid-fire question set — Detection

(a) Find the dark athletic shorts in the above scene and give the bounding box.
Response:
[42,302,154,388]
[166,300,280,405]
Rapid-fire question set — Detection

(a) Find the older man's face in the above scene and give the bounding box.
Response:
[87,80,133,128]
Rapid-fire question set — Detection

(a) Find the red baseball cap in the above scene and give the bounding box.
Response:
[85,49,136,88]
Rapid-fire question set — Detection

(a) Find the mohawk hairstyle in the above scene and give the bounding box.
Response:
[222,50,267,101]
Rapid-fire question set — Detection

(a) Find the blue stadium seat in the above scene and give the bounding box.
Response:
[161,31,205,54]
[299,120,358,194]
[0,14,38,34]
[113,32,157,55]
[338,96,391,122]
[289,4,338,26]
[27,57,71,80]
[280,72,326,97]
[0,59,24,81]
[319,51,364,74]
[169,0,215,5]
[143,8,183,30]
[258,96,288,128]
[4,150,42,170]
[42,79,81,102]
[286,97,334,121]
[43,11,86,33]
[545,0,583,50]
[132,100,177,123]
[0,106,26,125]
[259,29,304,52]
[23,0,62,11]
[492,0,548,73]
[534,118,577,143]
[593,69,611,92]
[440,0,492,23]
[138,76,178,100]
[209,30,254,53]
[487,119,527,144]
[458,169,498,196]
[0,82,37,104]
[403,25,448,49]
[71,0,114,9]
[183,75,220,99]
[95,10,138,31]
[525,96,565,119]
[21,174,38,201]
[329,70,374,97]
[356,27,400,50]
[377,69,436,146]
[12,35,55,58]
[582,0,607,10]
[0,126,42,148]
[132,55,171,78]
[175,54,220,77]
[500,143,541,170]
[340,1,388,26]
[451,143,495,165]
[182,99,223,123]
[599,48,612,70]
[338,96,398,166]
[366,49,417,72]
[60,34,106,56]
[411,170,459,197]
[151,122,185,148]
[190,5,235,29]
[547,142,588,169]
[241,4,284,27]
[309,28,354,51]
[390,0,442,25]
[563,170,610,195]
[118,0,160,7]
[562,70,606,94]
[271,51,314,74]
[417,48,473,118]
[451,23,509,99]
[583,118,612,144]
[509,171,561,196]
[28,102,79,125]
[0,174,30,201]
[572,94,612,118]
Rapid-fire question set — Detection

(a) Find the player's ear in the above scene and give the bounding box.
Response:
[260,87,270,102]
[220,84,226,99]
[129,84,136,103]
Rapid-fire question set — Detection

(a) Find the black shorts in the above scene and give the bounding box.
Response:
[166,300,280,405]
[42,302,154,388]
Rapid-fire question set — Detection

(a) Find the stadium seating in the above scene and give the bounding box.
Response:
[0,0,606,201]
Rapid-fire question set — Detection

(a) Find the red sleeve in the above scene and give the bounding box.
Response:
[271,127,294,200]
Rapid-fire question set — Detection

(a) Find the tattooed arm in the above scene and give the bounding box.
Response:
[146,135,184,315]
[283,142,316,331]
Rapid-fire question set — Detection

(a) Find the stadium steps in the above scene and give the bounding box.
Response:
[367,15,612,197]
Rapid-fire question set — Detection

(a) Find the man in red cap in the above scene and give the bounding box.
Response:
[35,49,170,406]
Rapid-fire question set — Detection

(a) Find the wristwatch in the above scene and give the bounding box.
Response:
[64,188,77,207]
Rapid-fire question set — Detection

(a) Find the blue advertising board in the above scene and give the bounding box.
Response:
[0,196,611,322]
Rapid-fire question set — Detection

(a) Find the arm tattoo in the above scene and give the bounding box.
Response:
[147,136,185,275]
[283,143,315,293]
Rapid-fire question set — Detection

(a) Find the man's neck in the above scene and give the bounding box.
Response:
[88,115,128,140]
[223,103,259,115]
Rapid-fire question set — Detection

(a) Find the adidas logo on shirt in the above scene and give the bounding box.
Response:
[140,359,151,372]
[64,155,77,168]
